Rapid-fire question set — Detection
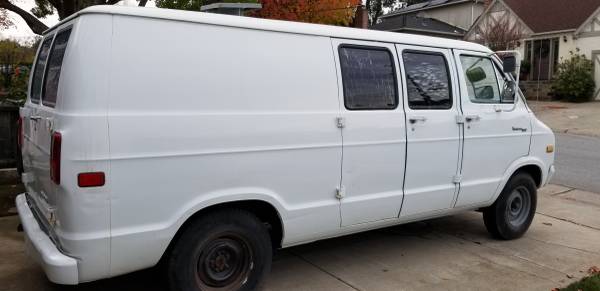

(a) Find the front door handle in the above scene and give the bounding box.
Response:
[30,115,42,122]
[409,116,427,124]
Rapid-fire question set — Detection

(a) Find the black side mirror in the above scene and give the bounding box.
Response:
[502,55,517,74]
[501,80,517,103]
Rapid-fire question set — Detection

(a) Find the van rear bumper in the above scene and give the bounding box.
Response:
[15,194,79,285]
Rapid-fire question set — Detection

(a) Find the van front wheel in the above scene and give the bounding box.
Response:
[483,172,537,240]
[167,209,272,291]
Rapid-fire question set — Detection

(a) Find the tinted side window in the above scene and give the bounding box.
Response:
[339,46,397,110]
[42,28,72,107]
[460,55,501,103]
[30,37,54,104]
[403,51,452,110]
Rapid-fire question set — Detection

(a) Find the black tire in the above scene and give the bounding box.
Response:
[483,172,537,240]
[167,209,272,291]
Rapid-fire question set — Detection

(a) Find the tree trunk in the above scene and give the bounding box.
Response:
[0,0,49,35]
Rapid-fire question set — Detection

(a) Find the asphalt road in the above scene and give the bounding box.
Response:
[552,133,600,193]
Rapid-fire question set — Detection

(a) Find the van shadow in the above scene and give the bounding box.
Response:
[55,213,489,291]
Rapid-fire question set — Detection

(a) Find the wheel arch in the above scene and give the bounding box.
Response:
[158,199,285,265]
[487,157,547,206]
[513,164,542,188]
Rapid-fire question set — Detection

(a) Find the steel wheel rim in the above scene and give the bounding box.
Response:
[195,233,253,290]
[506,186,531,227]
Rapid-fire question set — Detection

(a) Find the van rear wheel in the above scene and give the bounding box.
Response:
[483,172,537,240]
[167,209,272,291]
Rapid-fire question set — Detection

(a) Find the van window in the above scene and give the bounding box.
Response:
[339,46,398,110]
[42,28,72,108]
[459,55,502,103]
[30,37,54,104]
[403,51,452,110]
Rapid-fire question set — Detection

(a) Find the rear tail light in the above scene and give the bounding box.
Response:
[17,117,23,149]
[50,132,61,185]
[78,172,105,188]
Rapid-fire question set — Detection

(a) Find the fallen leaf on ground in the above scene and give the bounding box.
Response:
[567,274,574,279]
[543,222,553,226]
[588,266,599,274]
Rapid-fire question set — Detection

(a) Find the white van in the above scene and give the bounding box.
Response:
[16,6,555,290]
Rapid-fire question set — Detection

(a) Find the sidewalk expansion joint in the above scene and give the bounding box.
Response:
[536,212,600,232]
[548,187,575,196]
[437,231,564,283]
[288,250,363,291]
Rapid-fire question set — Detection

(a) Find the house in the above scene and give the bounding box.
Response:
[370,0,486,39]
[200,2,262,16]
[466,0,600,100]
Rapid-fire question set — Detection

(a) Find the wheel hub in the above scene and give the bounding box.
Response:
[506,186,531,227]
[196,236,252,289]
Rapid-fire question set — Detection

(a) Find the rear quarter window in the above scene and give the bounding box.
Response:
[42,28,72,108]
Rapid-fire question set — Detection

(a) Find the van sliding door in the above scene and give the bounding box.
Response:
[332,38,407,227]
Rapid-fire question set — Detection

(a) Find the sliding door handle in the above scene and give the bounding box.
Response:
[408,116,427,124]
[465,115,481,122]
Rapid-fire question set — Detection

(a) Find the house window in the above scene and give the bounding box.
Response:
[524,38,559,81]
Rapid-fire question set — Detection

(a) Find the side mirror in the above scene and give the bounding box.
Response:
[501,80,517,103]
[502,55,517,74]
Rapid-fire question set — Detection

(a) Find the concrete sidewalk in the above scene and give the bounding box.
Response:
[1,185,599,291]
[528,101,600,137]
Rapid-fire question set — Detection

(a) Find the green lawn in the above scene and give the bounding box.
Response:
[561,273,600,291]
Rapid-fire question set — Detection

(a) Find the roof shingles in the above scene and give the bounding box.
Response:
[503,0,600,33]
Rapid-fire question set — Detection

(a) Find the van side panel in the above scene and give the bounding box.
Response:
[49,15,112,282]
[108,16,343,276]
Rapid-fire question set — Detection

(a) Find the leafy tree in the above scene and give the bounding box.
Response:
[0,39,36,103]
[552,50,595,103]
[250,0,361,26]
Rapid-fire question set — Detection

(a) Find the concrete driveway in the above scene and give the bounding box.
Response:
[1,184,599,291]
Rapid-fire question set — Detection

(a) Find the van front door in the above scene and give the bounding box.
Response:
[332,39,406,227]
[396,45,461,217]
[452,50,531,207]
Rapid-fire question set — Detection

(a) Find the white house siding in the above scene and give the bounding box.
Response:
[576,36,600,58]
[421,1,485,31]
[575,9,600,99]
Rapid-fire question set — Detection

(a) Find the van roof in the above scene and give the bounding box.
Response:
[49,5,491,53]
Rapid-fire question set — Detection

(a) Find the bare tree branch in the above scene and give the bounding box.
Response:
[0,0,49,34]
[476,16,522,51]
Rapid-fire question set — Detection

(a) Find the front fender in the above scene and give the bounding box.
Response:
[488,156,547,205]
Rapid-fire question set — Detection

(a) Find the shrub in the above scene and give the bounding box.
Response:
[552,50,595,102]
